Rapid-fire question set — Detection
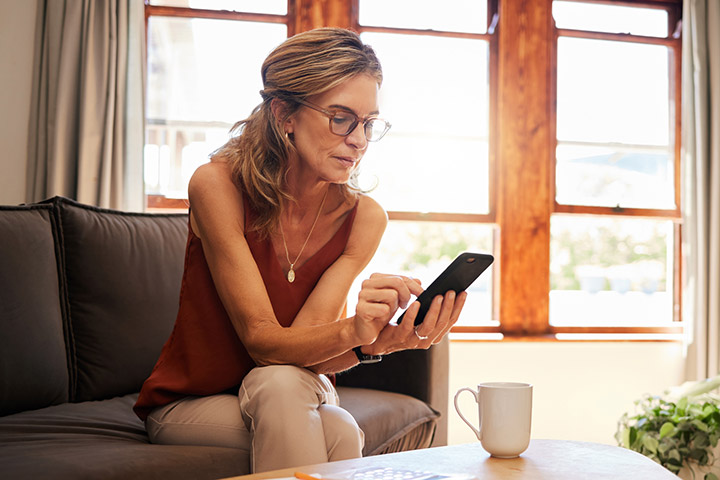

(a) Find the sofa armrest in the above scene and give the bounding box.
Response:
[335,337,449,446]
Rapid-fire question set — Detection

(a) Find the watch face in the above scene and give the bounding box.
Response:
[362,356,382,364]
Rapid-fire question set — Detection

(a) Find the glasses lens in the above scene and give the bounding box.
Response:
[330,113,358,136]
[365,119,390,142]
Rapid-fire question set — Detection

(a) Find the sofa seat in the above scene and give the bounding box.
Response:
[0,395,247,480]
[0,389,438,479]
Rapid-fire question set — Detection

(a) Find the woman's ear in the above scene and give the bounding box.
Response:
[270,98,295,134]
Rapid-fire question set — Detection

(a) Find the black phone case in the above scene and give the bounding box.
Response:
[397,252,494,326]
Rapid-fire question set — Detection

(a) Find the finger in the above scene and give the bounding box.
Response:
[438,290,458,324]
[433,291,467,343]
[357,302,391,321]
[399,302,420,335]
[368,302,420,355]
[403,277,424,298]
[452,291,467,319]
[363,275,415,309]
[390,276,423,308]
[419,291,457,344]
[431,290,457,337]
[415,294,444,339]
[358,287,401,309]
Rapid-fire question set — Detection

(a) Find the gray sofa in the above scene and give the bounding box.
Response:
[0,196,449,480]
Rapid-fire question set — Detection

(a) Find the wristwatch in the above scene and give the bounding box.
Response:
[353,346,382,364]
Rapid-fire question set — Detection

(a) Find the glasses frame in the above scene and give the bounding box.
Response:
[295,98,391,142]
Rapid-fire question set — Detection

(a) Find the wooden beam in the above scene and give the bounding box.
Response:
[293,0,355,33]
[496,0,554,334]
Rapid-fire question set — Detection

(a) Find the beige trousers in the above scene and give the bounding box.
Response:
[145,365,364,473]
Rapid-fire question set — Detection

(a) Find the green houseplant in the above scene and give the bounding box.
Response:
[616,376,720,480]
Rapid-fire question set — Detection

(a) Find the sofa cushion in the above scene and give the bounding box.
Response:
[48,197,188,402]
[337,386,440,456]
[0,205,68,416]
[0,389,437,478]
[0,394,249,479]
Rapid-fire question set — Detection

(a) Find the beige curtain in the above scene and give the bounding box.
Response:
[683,0,720,380]
[26,0,145,211]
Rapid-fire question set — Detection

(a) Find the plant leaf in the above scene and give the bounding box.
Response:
[693,419,710,432]
[643,435,659,454]
[668,449,682,463]
[660,422,677,439]
[690,447,708,462]
[694,432,710,448]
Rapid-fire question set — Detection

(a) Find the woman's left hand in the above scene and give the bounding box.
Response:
[361,289,467,355]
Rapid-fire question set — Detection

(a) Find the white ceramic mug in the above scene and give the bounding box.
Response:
[454,382,533,458]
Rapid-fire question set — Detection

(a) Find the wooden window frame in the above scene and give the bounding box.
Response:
[143,0,684,340]
[545,0,684,339]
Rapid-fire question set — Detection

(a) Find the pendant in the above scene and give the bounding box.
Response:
[287,268,295,283]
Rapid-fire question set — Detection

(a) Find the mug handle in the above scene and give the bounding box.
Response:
[454,387,482,441]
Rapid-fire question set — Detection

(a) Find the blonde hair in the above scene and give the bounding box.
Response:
[213,27,383,236]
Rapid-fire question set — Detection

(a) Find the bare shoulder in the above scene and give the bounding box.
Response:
[346,194,388,255]
[188,162,244,239]
[355,194,388,228]
[188,162,233,196]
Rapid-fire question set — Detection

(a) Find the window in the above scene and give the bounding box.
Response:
[346,1,498,328]
[549,0,683,336]
[143,0,683,339]
[144,0,289,207]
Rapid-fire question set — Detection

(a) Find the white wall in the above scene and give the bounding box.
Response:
[448,340,686,446]
[0,0,38,205]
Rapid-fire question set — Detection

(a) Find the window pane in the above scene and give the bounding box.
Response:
[553,1,668,38]
[555,37,673,209]
[555,143,675,209]
[347,222,496,327]
[550,216,674,327]
[144,124,228,197]
[360,0,488,34]
[359,32,490,214]
[556,37,670,146]
[149,0,287,15]
[145,17,286,197]
[147,17,285,123]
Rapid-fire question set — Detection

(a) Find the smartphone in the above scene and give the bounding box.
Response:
[396,252,494,326]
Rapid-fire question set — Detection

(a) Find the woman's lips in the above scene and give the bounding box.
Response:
[336,156,357,167]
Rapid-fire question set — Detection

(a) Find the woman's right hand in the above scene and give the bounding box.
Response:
[353,273,423,344]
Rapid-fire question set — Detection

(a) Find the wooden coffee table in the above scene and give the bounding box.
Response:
[224,440,677,480]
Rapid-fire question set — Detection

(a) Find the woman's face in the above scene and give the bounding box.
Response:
[286,74,380,185]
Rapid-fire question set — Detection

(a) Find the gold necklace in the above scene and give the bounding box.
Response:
[279,187,329,283]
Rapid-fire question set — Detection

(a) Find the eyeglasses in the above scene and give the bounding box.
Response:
[295,98,392,142]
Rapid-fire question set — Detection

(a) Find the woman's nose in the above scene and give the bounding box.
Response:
[345,122,368,150]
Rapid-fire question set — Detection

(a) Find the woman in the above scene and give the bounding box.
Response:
[134,27,466,473]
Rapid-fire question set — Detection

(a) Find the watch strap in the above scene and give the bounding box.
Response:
[353,346,382,364]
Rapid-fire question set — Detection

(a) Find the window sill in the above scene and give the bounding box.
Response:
[147,194,188,211]
[449,332,684,343]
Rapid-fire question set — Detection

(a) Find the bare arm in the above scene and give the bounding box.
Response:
[188,162,411,367]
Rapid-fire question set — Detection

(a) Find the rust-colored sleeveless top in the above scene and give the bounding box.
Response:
[134,194,358,420]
